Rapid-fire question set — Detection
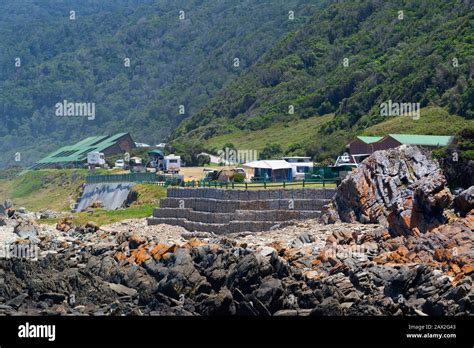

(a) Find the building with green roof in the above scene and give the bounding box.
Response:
[348,134,454,155]
[31,133,135,169]
[348,136,384,155]
[385,134,454,147]
[356,136,383,144]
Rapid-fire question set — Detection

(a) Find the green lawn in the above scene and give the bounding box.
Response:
[39,203,158,226]
[0,169,88,211]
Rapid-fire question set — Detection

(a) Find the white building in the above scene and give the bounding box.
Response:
[243,160,293,181]
[282,156,313,181]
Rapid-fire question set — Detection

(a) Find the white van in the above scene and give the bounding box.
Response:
[87,152,106,167]
[163,154,181,173]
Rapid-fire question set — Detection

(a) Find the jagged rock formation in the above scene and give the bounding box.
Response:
[0,211,472,316]
[322,146,453,236]
[453,186,474,217]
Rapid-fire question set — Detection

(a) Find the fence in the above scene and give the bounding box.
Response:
[181,178,337,189]
[85,173,338,189]
[86,172,175,185]
[305,165,353,180]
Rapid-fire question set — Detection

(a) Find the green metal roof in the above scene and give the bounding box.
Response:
[148,149,164,157]
[34,133,129,166]
[356,136,383,144]
[388,134,454,146]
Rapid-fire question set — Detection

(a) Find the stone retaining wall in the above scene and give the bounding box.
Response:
[147,188,335,233]
[160,198,330,212]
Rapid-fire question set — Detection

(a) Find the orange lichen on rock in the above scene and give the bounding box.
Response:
[130,245,151,264]
[150,243,177,261]
[114,251,127,262]
[184,238,206,248]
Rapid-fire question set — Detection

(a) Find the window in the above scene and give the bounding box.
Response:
[296,166,306,173]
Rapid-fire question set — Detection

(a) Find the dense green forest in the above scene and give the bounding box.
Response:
[172,0,473,161]
[0,0,325,168]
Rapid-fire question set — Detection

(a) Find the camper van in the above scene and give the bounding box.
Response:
[282,156,314,181]
[163,154,181,173]
[87,152,106,168]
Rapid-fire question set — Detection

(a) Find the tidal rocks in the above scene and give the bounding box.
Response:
[13,221,39,240]
[322,146,453,236]
[453,186,474,217]
[0,216,472,316]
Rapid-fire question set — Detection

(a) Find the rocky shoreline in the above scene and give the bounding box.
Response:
[0,213,471,316]
[0,146,472,316]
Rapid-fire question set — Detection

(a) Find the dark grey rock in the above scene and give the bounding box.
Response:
[13,222,39,239]
[453,186,474,216]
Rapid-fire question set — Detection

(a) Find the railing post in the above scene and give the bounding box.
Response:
[303,180,305,188]
[264,181,266,189]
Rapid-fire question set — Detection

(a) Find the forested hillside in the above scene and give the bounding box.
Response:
[0,0,324,167]
[172,0,473,160]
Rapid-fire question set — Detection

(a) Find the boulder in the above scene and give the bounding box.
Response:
[252,276,284,313]
[13,221,39,240]
[453,186,474,217]
[107,283,138,297]
[39,210,61,220]
[322,146,452,236]
[38,292,67,304]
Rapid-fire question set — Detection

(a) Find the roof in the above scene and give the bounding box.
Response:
[33,133,130,167]
[356,136,383,144]
[148,149,164,157]
[243,160,293,170]
[387,134,454,146]
[282,156,311,159]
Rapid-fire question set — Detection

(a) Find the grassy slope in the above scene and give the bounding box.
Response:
[0,169,88,211]
[362,107,473,136]
[0,169,167,226]
[205,114,334,152]
[202,106,472,154]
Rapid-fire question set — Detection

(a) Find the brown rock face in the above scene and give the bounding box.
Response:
[323,146,453,236]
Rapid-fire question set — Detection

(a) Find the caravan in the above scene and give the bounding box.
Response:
[282,156,314,181]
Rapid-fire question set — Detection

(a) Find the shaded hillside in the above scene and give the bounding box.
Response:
[173,0,473,160]
[0,0,325,168]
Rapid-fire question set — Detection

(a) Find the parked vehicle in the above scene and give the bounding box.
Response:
[129,157,146,173]
[134,142,150,148]
[87,152,106,168]
[114,159,125,169]
[334,152,370,168]
[282,156,314,181]
[162,154,181,173]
